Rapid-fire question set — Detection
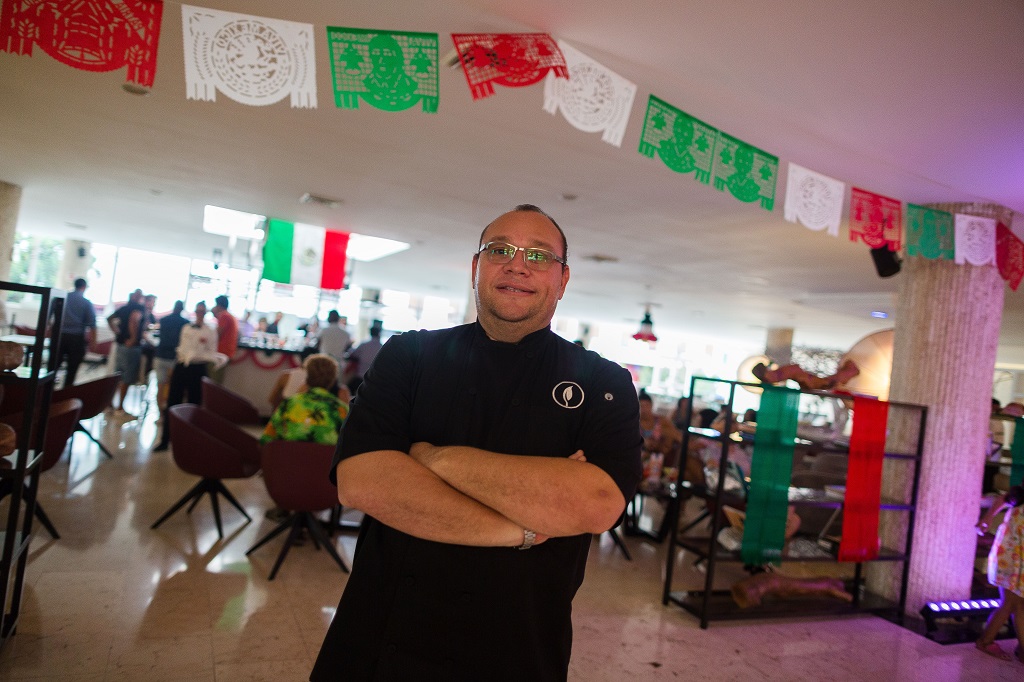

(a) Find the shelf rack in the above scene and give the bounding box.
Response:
[0,282,64,648]
[662,375,927,629]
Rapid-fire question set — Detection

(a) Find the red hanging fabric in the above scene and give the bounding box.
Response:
[0,0,163,86]
[996,222,1024,291]
[838,396,889,562]
[849,187,902,252]
[451,33,567,100]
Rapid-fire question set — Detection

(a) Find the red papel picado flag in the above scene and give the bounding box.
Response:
[0,0,163,87]
[451,32,567,100]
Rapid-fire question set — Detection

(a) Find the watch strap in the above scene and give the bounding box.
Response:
[517,528,536,550]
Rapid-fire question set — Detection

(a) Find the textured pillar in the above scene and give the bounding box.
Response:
[868,203,1009,615]
[0,181,21,282]
[765,327,793,365]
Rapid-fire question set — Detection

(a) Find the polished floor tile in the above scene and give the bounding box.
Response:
[0,386,1021,681]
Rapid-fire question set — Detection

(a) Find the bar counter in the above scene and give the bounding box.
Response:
[222,338,309,417]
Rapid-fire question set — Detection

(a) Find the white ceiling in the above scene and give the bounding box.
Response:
[2,0,1023,358]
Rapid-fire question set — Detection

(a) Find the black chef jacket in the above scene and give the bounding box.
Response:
[311,323,641,681]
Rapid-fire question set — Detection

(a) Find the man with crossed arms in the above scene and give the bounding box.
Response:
[312,204,641,681]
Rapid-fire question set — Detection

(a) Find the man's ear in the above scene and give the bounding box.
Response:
[557,265,570,300]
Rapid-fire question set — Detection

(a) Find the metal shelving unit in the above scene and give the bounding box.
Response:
[662,375,927,629]
[0,282,64,649]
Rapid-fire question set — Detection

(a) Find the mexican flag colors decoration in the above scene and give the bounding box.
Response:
[262,219,349,290]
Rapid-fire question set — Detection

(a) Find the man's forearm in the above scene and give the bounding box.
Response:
[336,450,528,547]
[411,444,625,537]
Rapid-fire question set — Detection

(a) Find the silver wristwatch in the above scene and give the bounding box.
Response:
[518,529,536,550]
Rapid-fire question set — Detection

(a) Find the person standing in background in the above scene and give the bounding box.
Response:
[265,311,283,335]
[210,295,238,384]
[153,301,223,452]
[58,278,96,388]
[344,321,383,395]
[107,289,145,418]
[317,310,350,379]
[238,310,255,338]
[153,301,188,411]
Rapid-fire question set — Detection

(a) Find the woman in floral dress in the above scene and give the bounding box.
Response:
[975,485,1024,662]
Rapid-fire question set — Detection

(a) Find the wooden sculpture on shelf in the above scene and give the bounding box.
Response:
[730,572,853,609]
[751,358,860,392]
[0,341,23,371]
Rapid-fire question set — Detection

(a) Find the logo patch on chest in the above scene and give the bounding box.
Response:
[552,381,585,409]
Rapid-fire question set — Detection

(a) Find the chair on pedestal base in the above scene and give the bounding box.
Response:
[151,404,261,539]
[246,440,350,579]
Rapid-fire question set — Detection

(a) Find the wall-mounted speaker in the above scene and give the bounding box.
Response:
[870,246,901,278]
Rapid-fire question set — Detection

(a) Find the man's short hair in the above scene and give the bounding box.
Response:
[172,301,185,314]
[304,354,339,389]
[327,310,341,323]
[73,277,87,290]
[478,204,568,263]
[215,295,229,309]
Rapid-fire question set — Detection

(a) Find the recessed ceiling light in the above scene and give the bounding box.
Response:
[347,234,410,262]
[64,221,87,230]
[582,253,618,263]
[560,193,578,201]
[203,205,266,240]
[870,311,889,319]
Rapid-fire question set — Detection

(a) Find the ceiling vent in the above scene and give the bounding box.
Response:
[299,193,342,208]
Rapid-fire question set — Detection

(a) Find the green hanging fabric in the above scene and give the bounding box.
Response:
[741,385,800,566]
[1011,417,1024,487]
[906,204,954,260]
[638,95,718,184]
[712,132,779,211]
[326,27,439,112]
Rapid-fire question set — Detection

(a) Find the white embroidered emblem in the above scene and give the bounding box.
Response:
[552,381,585,409]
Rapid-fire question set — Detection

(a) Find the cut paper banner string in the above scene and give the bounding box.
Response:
[783,163,844,236]
[906,204,953,260]
[741,385,799,567]
[0,0,163,86]
[712,132,778,211]
[182,5,316,108]
[849,187,902,251]
[954,213,997,266]
[542,40,636,147]
[837,397,888,562]
[638,96,718,184]
[451,33,567,100]
[262,219,348,289]
[326,27,438,113]
[996,222,1024,291]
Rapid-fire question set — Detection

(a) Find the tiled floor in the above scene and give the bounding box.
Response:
[0,385,1021,681]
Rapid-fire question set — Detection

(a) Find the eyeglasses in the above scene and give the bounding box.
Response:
[477,241,567,271]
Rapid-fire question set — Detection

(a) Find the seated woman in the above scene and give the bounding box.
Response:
[266,362,351,412]
[261,354,350,446]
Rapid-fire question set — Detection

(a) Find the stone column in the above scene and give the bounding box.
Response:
[0,181,21,283]
[765,327,793,365]
[868,202,1009,615]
